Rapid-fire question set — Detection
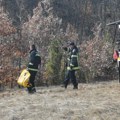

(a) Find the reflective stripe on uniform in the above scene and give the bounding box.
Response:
[71,55,78,58]
[67,67,71,70]
[29,62,33,65]
[67,66,79,70]
[67,58,70,61]
[70,64,74,66]
[36,53,40,57]
[28,68,38,71]
[73,67,79,70]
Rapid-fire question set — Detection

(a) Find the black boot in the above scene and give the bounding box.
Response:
[32,87,36,93]
[73,85,78,89]
[27,87,34,94]
[65,84,67,89]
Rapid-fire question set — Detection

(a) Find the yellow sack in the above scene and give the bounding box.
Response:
[17,69,31,87]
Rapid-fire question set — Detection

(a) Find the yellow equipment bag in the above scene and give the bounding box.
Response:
[17,69,31,87]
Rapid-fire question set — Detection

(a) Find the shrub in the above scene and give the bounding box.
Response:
[45,40,62,85]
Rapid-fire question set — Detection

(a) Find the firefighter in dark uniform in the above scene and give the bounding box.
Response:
[63,42,79,89]
[27,44,41,93]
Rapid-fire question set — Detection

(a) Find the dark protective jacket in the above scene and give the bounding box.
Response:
[27,49,41,72]
[67,46,79,71]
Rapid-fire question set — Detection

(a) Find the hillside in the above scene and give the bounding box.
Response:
[0,0,119,88]
[0,81,120,120]
[0,1,120,119]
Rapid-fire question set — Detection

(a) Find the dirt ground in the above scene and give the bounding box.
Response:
[0,81,120,120]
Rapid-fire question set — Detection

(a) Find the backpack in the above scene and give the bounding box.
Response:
[35,52,41,65]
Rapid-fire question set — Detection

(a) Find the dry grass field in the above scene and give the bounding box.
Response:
[0,81,120,120]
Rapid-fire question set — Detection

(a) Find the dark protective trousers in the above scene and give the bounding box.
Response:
[64,70,78,88]
[27,70,37,92]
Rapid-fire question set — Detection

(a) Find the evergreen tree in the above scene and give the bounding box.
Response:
[45,40,62,85]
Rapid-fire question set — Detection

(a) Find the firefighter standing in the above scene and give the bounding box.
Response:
[27,44,41,93]
[63,42,79,89]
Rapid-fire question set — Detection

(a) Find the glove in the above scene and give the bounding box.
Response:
[70,64,74,70]
[27,62,34,68]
